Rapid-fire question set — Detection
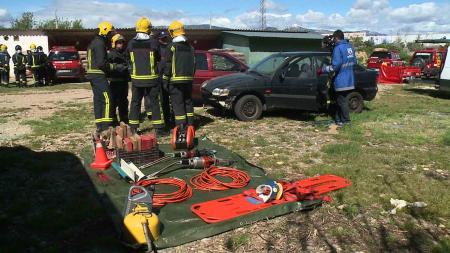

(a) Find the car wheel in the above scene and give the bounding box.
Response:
[233,95,263,121]
[346,92,364,113]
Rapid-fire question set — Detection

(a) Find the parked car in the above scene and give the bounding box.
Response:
[193,50,248,102]
[202,52,378,121]
[367,49,404,70]
[410,48,447,78]
[47,46,85,82]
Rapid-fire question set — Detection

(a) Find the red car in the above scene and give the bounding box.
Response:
[193,50,248,102]
[410,48,447,78]
[367,50,404,69]
[47,46,85,82]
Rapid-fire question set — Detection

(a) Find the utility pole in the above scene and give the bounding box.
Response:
[260,0,266,30]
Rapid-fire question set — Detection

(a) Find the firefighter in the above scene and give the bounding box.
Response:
[145,31,173,127]
[27,44,44,86]
[108,34,129,125]
[12,45,27,88]
[86,21,116,134]
[163,20,195,127]
[0,44,10,86]
[126,17,166,135]
[36,46,48,85]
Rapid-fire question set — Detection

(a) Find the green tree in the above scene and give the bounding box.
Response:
[37,18,84,29]
[11,12,35,29]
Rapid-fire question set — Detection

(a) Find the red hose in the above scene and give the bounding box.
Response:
[190,166,250,191]
[136,178,193,207]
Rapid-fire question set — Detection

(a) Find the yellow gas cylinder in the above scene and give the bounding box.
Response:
[123,204,160,245]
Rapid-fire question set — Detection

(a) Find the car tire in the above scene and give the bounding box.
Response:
[346,92,364,113]
[233,95,263,121]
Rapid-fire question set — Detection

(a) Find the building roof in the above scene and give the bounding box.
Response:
[222,31,323,40]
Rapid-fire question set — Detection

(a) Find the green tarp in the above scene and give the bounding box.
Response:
[82,138,319,249]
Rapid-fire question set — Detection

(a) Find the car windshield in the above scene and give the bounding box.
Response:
[48,52,79,61]
[370,52,390,59]
[250,55,289,76]
[413,52,432,61]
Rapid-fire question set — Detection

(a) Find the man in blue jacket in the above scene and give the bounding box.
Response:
[323,30,357,126]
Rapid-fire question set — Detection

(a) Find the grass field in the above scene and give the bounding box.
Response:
[0,82,449,252]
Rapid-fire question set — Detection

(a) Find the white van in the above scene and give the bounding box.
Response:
[438,47,450,92]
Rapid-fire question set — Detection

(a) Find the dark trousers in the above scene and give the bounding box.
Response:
[335,90,351,123]
[169,82,194,126]
[89,75,113,132]
[14,68,26,87]
[129,85,164,129]
[0,68,9,84]
[110,81,129,125]
[31,67,44,86]
[146,80,173,128]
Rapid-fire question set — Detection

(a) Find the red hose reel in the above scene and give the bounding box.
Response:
[171,125,195,150]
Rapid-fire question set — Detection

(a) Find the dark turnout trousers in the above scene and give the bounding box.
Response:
[129,85,164,130]
[169,81,194,126]
[89,75,113,131]
[0,68,9,85]
[110,81,129,125]
[14,69,26,87]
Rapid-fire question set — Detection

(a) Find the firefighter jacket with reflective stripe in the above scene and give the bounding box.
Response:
[12,53,27,70]
[27,52,46,68]
[107,48,129,82]
[87,35,111,76]
[126,37,160,87]
[163,41,195,84]
[0,52,10,68]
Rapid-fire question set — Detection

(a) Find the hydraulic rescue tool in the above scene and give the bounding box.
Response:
[191,174,352,223]
[123,186,160,252]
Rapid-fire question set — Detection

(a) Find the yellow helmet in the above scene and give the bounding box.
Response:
[136,17,152,34]
[30,44,36,50]
[0,44,6,51]
[98,21,114,36]
[111,34,125,48]
[168,20,185,38]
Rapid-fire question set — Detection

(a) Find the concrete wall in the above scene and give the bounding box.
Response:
[0,35,49,78]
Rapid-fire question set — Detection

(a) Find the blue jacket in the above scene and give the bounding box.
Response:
[325,40,357,92]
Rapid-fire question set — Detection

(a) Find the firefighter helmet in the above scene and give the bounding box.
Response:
[136,17,152,34]
[37,46,43,51]
[98,21,114,36]
[168,20,185,38]
[111,34,125,48]
[15,45,22,51]
[0,44,7,51]
[30,44,36,50]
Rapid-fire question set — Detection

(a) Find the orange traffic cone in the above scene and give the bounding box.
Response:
[91,140,112,170]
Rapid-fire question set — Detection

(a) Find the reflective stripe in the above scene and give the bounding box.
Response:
[130,52,136,77]
[130,74,159,80]
[129,120,140,125]
[175,115,186,120]
[162,75,170,80]
[146,112,153,116]
[150,51,155,76]
[171,76,193,81]
[95,118,113,123]
[152,120,164,125]
[103,92,110,121]
[87,49,105,74]
[186,113,194,117]
[171,46,176,78]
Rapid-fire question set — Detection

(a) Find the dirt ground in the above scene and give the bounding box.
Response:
[0,89,91,140]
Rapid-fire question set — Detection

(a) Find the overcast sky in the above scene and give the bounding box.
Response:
[0,0,449,34]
